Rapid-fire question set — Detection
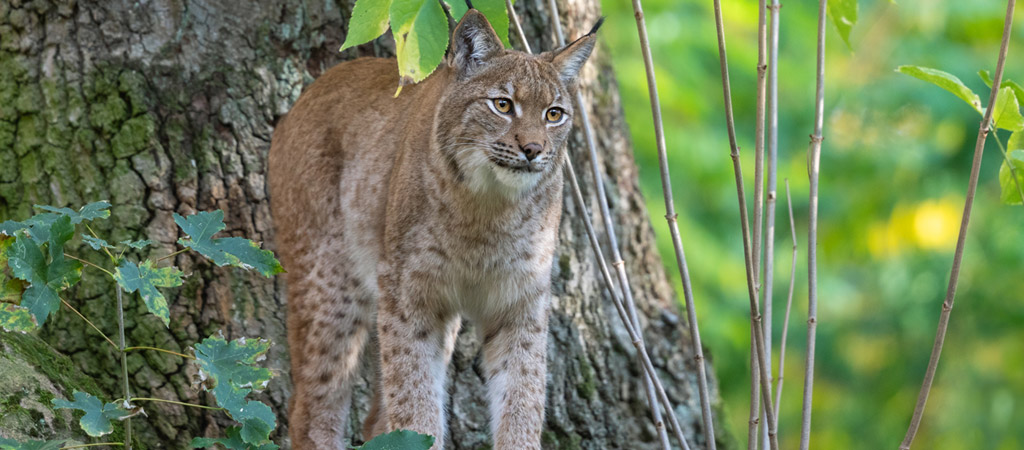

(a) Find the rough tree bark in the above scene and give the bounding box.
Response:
[0,0,727,448]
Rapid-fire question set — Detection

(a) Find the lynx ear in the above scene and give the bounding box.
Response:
[549,18,603,85]
[452,10,504,78]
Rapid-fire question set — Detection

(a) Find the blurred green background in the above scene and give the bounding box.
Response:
[597,0,1024,448]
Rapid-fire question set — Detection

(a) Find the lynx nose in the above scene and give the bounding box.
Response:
[521,143,543,161]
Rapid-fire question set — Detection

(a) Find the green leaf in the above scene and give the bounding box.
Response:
[358,430,435,450]
[340,0,394,52]
[1010,130,1024,151]
[34,201,111,224]
[52,391,130,437]
[0,236,28,304]
[898,65,983,113]
[193,335,276,445]
[978,70,1024,103]
[6,216,82,326]
[0,438,69,450]
[999,149,1024,205]
[121,239,155,249]
[391,0,450,86]
[174,211,284,277]
[474,0,511,48]
[991,86,1024,131]
[114,260,183,327]
[191,427,280,450]
[0,213,60,243]
[0,303,38,332]
[827,0,857,48]
[446,0,468,20]
[83,235,113,250]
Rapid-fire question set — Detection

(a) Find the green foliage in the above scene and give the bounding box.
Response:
[898,65,983,113]
[113,260,184,327]
[193,335,276,446]
[0,303,37,333]
[992,86,1024,131]
[339,0,511,88]
[191,427,280,450]
[827,0,858,48]
[82,235,112,250]
[999,149,1024,204]
[34,201,112,225]
[0,438,68,450]
[120,239,154,249]
[174,211,284,277]
[6,216,82,326]
[52,391,131,438]
[356,430,435,450]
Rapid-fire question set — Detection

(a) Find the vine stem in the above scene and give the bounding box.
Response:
[710,0,779,447]
[64,253,113,277]
[60,297,118,350]
[154,248,188,263]
[116,287,132,450]
[564,161,691,450]
[60,443,125,449]
[899,0,1017,448]
[760,0,781,448]
[620,0,719,447]
[991,127,1024,204]
[84,223,117,263]
[124,346,195,360]
[130,398,226,411]
[772,180,797,424]
[800,0,829,446]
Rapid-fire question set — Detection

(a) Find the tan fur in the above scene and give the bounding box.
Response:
[268,10,596,449]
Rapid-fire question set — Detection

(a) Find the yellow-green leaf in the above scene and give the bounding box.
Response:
[52,391,131,437]
[991,86,1024,131]
[391,0,450,86]
[114,260,183,327]
[827,0,857,48]
[445,0,511,48]
[340,0,394,52]
[0,303,37,333]
[999,149,1024,205]
[898,65,983,114]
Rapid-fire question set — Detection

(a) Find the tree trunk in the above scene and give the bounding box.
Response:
[0,0,726,448]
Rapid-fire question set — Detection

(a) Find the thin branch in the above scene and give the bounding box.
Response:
[116,287,132,450]
[761,0,781,448]
[124,346,195,360]
[506,0,531,54]
[130,397,225,411]
[154,248,187,263]
[64,253,113,277]
[711,0,779,447]
[564,162,692,450]
[623,0,719,447]
[60,298,118,350]
[800,0,829,446]
[84,224,116,263]
[773,180,797,423]
[60,444,125,449]
[991,127,1024,204]
[899,1,1017,448]
[751,0,770,446]
[536,0,681,447]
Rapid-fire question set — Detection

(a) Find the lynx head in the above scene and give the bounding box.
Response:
[435,9,600,197]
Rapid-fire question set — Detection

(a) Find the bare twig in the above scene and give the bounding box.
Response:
[64,253,114,277]
[505,0,531,54]
[124,346,195,360]
[761,1,781,448]
[60,444,126,449]
[619,0,719,447]
[751,0,770,446]
[773,180,797,423]
[899,1,1017,448]
[710,0,779,447]
[564,162,691,450]
[154,248,187,263]
[61,297,118,350]
[116,287,132,450]
[130,398,225,411]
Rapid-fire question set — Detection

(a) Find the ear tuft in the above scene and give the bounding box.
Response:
[465,0,474,9]
[452,9,504,78]
[587,17,605,36]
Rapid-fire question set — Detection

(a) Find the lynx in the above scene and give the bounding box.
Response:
[268,9,598,449]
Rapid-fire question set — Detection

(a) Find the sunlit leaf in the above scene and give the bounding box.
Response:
[340,0,394,52]
[190,427,280,450]
[114,260,183,327]
[193,335,275,445]
[6,216,82,326]
[978,70,1024,103]
[0,438,69,450]
[120,239,154,249]
[391,0,450,86]
[898,65,982,113]
[34,201,111,224]
[991,86,1024,131]
[827,0,857,48]
[358,429,435,450]
[174,211,284,277]
[999,149,1024,205]
[1010,130,1023,151]
[83,235,113,250]
[52,391,130,437]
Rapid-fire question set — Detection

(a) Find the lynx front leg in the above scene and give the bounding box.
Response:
[377,285,457,449]
[482,294,550,450]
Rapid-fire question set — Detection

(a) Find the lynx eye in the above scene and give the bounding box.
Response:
[492,98,513,114]
[546,108,564,123]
